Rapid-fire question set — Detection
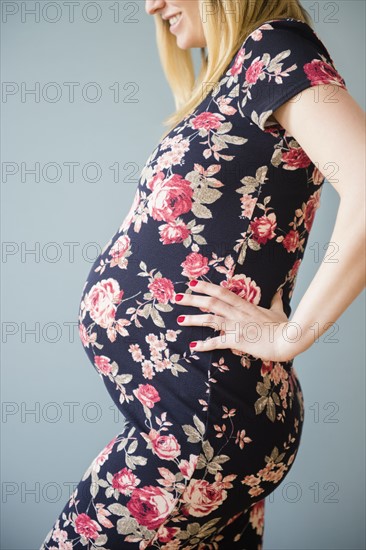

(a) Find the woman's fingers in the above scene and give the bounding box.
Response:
[177,313,228,331]
[174,281,291,361]
[189,321,286,361]
[189,334,234,352]
[175,279,255,318]
[187,279,255,310]
[174,292,231,318]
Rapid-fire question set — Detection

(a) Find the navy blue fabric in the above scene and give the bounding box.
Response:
[40,18,346,549]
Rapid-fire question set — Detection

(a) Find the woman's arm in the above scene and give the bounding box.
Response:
[273,84,366,360]
[174,84,365,363]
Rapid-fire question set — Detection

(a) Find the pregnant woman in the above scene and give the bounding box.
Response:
[40,1,365,549]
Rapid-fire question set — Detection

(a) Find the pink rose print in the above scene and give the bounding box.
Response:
[112,467,141,495]
[94,436,117,471]
[191,112,224,131]
[180,478,228,517]
[155,134,190,172]
[282,229,300,253]
[83,278,124,329]
[230,48,246,77]
[78,322,96,348]
[156,525,180,544]
[250,213,277,244]
[78,323,88,346]
[216,95,237,116]
[240,194,258,218]
[261,360,274,377]
[94,504,114,530]
[281,146,312,170]
[304,191,321,232]
[148,172,193,223]
[52,527,68,542]
[251,28,264,41]
[148,429,181,460]
[246,59,265,84]
[249,499,265,535]
[304,58,347,88]
[159,221,191,244]
[220,274,261,305]
[94,355,113,375]
[74,513,102,540]
[313,165,326,185]
[181,252,210,279]
[148,277,175,304]
[290,259,301,279]
[127,485,176,530]
[133,384,161,408]
[109,235,131,268]
[178,454,199,479]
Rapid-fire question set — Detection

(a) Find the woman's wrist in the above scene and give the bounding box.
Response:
[278,320,315,362]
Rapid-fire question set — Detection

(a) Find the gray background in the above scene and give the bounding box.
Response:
[1,1,365,549]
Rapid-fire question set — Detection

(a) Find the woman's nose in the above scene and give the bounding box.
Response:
[145,0,166,16]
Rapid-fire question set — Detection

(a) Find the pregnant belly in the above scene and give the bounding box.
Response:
[76,221,227,434]
[76,216,298,439]
[77,221,222,378]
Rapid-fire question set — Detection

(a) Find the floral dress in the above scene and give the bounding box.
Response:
[40,17,347,550]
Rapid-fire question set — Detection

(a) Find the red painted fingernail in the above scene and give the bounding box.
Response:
[175,294,184,301]
[189,279,198,287]
[177,316,185,323]
[189,341,197,348]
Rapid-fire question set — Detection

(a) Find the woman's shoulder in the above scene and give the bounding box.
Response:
[246,17,317,38]
[241,17,336,65]
[231,17,347,132]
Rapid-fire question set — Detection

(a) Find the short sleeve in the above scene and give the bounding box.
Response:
[237,18,348,132]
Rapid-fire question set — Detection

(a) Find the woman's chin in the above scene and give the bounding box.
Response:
[175,34,203,50]
[175,35,190,50]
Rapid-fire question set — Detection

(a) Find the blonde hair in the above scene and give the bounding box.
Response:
[153,0,313,141]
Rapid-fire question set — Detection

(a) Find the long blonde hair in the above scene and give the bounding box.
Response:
[153,0,313,140]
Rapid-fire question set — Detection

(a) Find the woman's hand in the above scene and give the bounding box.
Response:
[174,279,295,363]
